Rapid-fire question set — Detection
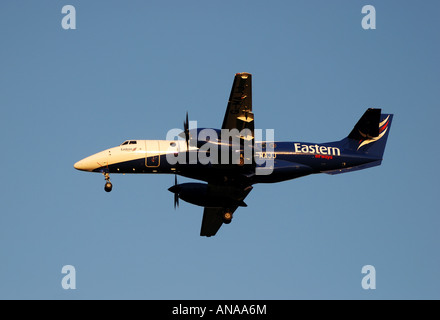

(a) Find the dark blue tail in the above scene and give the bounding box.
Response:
[337,108,393,159]
[322,109,393,175]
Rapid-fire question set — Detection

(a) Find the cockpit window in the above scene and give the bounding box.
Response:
[120,140,137,146]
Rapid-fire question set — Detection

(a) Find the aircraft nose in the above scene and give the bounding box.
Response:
[74,159,90,171]
[74,157,99,172]
[74,151,109,172]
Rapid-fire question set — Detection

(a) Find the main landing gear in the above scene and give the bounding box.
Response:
[103,172,112,192]
[222,210,233,224]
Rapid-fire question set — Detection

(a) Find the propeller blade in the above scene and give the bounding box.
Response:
[184,112,189,149]
[174,193,179,209]
[173,174,179,209]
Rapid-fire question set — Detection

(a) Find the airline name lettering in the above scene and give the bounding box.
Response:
[294,143,340,156]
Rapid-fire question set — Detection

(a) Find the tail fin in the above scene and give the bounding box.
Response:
[341,108,393,159]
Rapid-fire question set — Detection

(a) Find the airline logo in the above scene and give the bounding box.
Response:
[357,115,390,150]
[294,143,341,156]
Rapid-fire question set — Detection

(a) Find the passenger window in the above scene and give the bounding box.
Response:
[170,142,176,147]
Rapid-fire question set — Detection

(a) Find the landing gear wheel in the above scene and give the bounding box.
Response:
[103,172,112,192]
[104,182,113,192]
[222,211,233,224]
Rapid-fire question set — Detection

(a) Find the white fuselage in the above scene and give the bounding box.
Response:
[74,140,191,173]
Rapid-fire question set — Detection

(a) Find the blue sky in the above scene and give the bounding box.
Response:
[0,1,439,299]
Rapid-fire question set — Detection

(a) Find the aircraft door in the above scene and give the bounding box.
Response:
[145,140,160,167]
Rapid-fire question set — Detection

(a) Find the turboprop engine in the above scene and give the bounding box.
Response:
[168,182,248,208]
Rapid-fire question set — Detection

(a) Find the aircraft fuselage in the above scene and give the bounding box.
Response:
[74,139,380,184]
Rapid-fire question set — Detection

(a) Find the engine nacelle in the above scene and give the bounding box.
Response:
[168,182,247,208]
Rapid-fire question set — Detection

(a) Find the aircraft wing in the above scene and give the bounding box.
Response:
[200,207,238,237]
[200,185,253,237]
[200,73,256,237]
[221,72,254,139]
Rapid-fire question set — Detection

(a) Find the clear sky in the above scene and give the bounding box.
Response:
[0,0,439,300]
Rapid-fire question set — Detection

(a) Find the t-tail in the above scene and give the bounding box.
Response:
[326,108,393,174]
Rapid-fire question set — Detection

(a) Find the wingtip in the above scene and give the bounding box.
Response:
[236,72,251,79]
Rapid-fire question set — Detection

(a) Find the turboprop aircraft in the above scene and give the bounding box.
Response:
[74,72,393,237]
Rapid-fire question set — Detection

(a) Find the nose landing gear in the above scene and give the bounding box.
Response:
[103,172,112,192]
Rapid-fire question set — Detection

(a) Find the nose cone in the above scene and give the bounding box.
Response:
[74,158,94,171]
[74,150,110,172]
[168,185,180,194]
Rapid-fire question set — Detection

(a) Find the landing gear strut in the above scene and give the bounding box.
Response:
[103,172,112,192]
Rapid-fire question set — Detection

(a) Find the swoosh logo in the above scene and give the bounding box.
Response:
[357,115,390,150]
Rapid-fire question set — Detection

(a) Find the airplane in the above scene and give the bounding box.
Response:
[74,72,393,237]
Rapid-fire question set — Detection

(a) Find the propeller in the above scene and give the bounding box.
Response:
[183,112,190,149]
[168,174,180,209]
